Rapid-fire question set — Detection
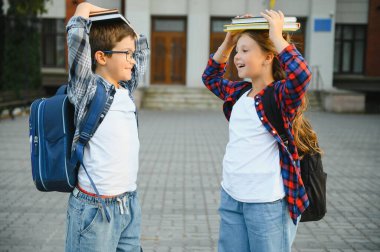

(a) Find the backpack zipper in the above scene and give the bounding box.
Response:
[37,100,48,191]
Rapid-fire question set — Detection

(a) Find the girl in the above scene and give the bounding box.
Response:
[202,10,313,252]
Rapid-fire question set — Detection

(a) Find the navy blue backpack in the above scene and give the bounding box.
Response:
[29,83,114,222]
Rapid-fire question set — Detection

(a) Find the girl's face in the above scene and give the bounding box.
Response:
[234,34,269,80]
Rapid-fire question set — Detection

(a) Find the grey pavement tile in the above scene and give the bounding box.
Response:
[1,111,380,251]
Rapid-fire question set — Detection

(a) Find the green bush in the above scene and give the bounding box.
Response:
[0,0,4,90]
[2,0,49,97]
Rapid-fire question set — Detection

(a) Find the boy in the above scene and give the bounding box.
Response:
[65,2,149,251]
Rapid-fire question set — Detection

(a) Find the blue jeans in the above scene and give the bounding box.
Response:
[218,188,298,252]
[65,188,142,252]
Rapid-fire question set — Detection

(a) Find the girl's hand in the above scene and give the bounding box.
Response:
[222,31,240,49]
[260,10,289,53]
[222,14,252,49]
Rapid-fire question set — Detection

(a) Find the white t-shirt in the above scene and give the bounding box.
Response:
[222,89,285,203]
[78,87,139,195]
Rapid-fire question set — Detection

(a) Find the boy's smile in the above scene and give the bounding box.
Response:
[96,36,136,88]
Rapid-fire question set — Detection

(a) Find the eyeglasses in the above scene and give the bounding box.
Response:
[101,50,136,62]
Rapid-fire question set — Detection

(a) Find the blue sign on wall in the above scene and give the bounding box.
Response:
[314,18,332,32]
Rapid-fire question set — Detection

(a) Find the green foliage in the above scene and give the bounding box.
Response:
[0,0,4,90]
[2,0,50,96]
[7,0,48,17]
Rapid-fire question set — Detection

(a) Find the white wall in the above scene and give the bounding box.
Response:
[274,0,310,17]
[210,0,309,18]
[305,0,336,91]
[40,0,65,18]
[245,0,269,16]
[210,0,246,17]
[336,0,369,24]
[86,1,121,11]
[151,0,187,15]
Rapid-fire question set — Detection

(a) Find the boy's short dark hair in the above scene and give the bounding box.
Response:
[89,21,137,72]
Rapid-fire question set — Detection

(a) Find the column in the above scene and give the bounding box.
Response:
[126,0,151,87]
[305,0,336,91]
[186,0,210,87]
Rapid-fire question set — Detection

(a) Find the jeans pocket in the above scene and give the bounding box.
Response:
[80,204,101,235]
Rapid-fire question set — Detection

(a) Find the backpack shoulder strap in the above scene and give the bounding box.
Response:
[73,81,107,165]
[71,82,112,222]
[261,85,287,143]
[55,85,68,95]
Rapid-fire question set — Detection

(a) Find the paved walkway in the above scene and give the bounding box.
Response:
[0,110,379,252]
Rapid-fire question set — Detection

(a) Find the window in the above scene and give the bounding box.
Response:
[154,19,186,32]
[41,19,65,68]
[334,24,366,74]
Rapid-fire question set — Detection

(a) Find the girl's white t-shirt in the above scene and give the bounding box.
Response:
[78,87,139,195]
[222,89,285,203]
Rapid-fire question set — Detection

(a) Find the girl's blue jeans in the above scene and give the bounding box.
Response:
[218,188,299,252]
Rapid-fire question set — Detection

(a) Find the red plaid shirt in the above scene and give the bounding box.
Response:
[202,44,312,224]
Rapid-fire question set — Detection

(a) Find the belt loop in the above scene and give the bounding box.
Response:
[73,187,80,198]
[122,196,129,215]
[99,203,106,221]
[116,198,124,215]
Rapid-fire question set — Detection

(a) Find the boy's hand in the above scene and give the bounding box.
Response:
[260,10,289,53]
[74,2,109,19]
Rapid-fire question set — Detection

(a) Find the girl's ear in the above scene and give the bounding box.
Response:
[265,52,275,65]
[94,51,107,67]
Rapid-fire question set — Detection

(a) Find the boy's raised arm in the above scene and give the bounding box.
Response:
[122,34,150,93]
[66,3,108,106]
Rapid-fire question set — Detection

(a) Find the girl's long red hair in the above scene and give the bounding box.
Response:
[237,30,323,157]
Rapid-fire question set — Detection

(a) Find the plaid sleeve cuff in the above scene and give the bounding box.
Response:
[278,44,302,63]
[208,54,228,73]
[66,16,92,34]
[123,34,150,91]
[134,34,150,82]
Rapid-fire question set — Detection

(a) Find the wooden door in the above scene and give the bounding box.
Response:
[151,18,186,85]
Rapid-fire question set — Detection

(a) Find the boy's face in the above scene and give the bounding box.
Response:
[105,36,136,82]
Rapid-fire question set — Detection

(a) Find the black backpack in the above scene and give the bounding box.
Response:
[236,84,327,222]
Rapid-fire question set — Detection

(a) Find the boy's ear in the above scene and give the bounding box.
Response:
[94,51,107,67]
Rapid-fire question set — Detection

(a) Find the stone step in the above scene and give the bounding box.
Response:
[142,86,222,110]
[306,91,323,111]
[141,86,323,111]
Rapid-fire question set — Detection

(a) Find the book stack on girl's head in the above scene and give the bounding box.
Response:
[224,16,300,32]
